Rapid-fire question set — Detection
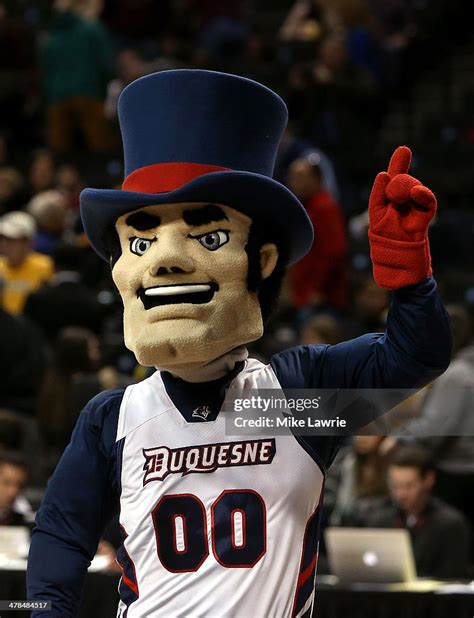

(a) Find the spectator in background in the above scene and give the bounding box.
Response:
[381,305,474,529]
[336,0,382,85]
[74,0,104,21]
[278,0,340,64]
[275,125,340,201]
[27,190,68,256]
[300,313,345,345]
[419,306,474,525]
[362,446,470,579]
[40,0,113,153]
[24,243,106,340]
[307,33,379,179]
[149,35,185,73]
[28,150,56,197]
[287,153,348,315]
[37,327,102,460]
[0,280,47,414]
[104,49,147,120]
[347,276,388,337]
[0,167,26,214]
[0,409,44,488]
[37,327,128,473]
[327,435,388,526]
[0,410,23,451]
[0,211,53,314]
[56,162,85,211]
[0,4,36,138]
[0,451,29,526]
[200,16,251,72]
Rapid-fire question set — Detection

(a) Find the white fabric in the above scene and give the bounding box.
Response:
[116,359,324,618]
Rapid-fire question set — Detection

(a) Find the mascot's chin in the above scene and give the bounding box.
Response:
[124,317,263,370]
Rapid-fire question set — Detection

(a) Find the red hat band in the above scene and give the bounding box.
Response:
[122,162,231,194]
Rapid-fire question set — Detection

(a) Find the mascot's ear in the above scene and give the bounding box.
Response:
[259,243,279,280]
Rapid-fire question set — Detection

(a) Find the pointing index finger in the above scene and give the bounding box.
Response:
[387,145,412,177]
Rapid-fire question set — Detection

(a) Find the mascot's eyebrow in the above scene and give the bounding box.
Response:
[183,204,228,227]
[125,211,161,231]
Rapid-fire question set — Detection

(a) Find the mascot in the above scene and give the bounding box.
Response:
[27,70,451,618]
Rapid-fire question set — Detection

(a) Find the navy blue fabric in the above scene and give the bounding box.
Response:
[271,277,451,390]
[293,507,320,616]
[27,388,125,617]
[118,70,287,177]
[79,69,314,265]
[116,538,139,613]
[152,495,209,572]
[161,361,245,423]
[26,277,451,617]
[271,276,452,470]
[212,490,266,567]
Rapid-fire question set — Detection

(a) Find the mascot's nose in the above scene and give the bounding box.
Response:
[155,266,186,275]
[147,235,195,276]
[149,260,193,276]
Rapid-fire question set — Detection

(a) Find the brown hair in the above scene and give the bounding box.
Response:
[390,445,434,478]
[37,327,97,446]
[0,449,28,474]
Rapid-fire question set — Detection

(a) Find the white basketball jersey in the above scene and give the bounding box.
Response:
[115,359,324,618]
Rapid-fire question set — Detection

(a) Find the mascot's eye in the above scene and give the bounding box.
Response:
[130,237,155,256]
[195,230,230,251]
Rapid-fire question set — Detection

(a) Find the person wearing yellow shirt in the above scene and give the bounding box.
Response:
[0,211,54,315]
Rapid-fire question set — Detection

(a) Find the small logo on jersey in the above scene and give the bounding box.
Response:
[142,438,276,484]
[192,405,212,420]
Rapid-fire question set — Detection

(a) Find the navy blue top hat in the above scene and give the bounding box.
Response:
[80,69,313,264]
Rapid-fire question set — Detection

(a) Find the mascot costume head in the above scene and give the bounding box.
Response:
[80,70,313,379]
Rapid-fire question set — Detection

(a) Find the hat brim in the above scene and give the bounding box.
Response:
[80,170,313,265]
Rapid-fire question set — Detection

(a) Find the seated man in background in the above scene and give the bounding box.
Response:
[362,445,470,579]
[0,451,29,526]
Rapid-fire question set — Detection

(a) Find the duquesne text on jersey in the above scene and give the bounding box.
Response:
[142,438,276,484]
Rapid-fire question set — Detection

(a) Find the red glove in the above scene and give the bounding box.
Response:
[368,145,437,290]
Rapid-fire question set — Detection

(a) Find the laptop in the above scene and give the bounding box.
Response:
[0,526,30,559]
[325,527,416,584]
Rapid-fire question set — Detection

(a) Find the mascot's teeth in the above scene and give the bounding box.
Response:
[144,284,211,297]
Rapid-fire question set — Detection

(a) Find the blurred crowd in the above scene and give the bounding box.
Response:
[0,0,473,580]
